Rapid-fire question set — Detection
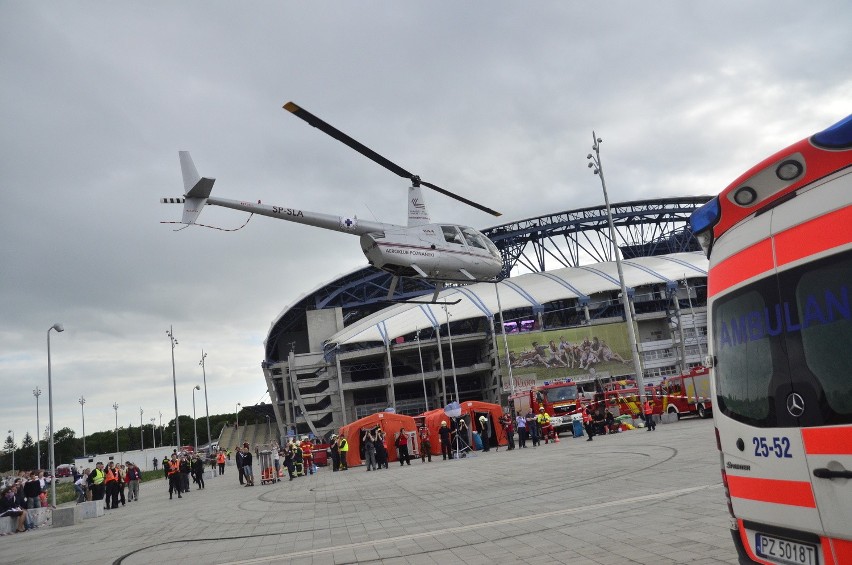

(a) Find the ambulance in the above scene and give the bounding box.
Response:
[690,113,852,564]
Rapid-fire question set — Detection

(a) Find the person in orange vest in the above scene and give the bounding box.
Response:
[103,462,120,509]
[299,437,314,475]
[216,450,226,476]
[166,454,182,499]
[644,399,656,431]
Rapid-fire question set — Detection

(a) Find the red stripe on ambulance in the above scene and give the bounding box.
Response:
[727,475,816,508]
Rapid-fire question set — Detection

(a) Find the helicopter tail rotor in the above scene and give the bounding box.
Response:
[178,151,215,225]
[283,101,501,217]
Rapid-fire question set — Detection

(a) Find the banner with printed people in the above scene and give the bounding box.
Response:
[496,322,635,383]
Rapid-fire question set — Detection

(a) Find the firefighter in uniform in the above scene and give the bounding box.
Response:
[536,407,553,444]
[300,437,314,475]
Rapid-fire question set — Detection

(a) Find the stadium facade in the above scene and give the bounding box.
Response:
[261,197,710,440]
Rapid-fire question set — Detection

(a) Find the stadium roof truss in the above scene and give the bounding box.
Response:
[264,196,711,362]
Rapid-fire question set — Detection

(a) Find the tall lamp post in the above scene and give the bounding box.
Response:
[150,418,157,449]
[167,327,180,448]
[47,322,64,508]
[139,408,144,451]
[33,387,42,469]
[443,305,460,403]
[415,328,428,412]
[113,403,119,453]
[7,430,14,473]
[191,385,201,453]
[199,351,212,450]
[235,402,241,445]
[78,396,86,458]
[587,134,646,403]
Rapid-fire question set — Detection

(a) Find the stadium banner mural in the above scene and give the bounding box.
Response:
[496,322,635,387]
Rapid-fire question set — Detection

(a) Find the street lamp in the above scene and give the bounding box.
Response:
[415,328,428,412]
[139,408,144,451]
[78,396,86,458]
[47,321,64,508]
[167,326,181,449]
[150,418,156,449]
[7,430,14,473]
[158,412,162,446]
[192,385,201,453]
[199,351,212,449]
[443,305,460,403]
[33,387,42,469]
[113,403,119,453]
[587,134,646,403]
[235,402,241,445]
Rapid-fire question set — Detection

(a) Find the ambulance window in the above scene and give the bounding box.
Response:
[442,226,464,246]
[793,253,852,417]
[712,287,775,423]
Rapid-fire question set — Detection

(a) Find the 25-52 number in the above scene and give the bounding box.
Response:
[753,436,792,458]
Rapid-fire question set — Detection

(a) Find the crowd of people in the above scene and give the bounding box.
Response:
[0,470,54,533]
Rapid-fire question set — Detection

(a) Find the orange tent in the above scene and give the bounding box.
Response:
[337,412,417,469]
[419,401,507,455]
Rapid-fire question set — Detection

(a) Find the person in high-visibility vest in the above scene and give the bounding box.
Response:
[337,435,349,470]
[87,462,106,501]
[216,450,226,475]
[167,454,182,499]
[536,407,553,444]
[644,400,656,431]
[103,462,120,509]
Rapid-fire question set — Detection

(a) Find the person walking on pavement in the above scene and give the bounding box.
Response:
[216,450,226,476]
[192,455,205,489]
[438,421,452,460]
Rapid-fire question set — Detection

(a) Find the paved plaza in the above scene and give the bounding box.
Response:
[0,417,740,565]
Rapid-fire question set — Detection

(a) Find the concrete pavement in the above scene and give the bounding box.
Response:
[0,417,739,565]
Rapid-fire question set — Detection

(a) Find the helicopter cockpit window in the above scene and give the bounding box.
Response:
[460,227,487,250]
[461,227,500,259]
[442,226,465,246]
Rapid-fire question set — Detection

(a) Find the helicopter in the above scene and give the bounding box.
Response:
[162,102,505,303]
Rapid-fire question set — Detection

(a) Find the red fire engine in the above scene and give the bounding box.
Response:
[508,379,589,433]
[658,366,713,419]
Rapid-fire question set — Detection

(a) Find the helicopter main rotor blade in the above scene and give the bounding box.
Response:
[420,180,501,217]
[284,101,412,180]
[283,101,501,217]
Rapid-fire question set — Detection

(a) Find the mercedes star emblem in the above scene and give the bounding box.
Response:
[786,392,805,418]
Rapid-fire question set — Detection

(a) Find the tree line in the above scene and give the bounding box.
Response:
[2,408,266,472]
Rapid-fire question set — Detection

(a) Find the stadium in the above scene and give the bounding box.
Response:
[260,197,711,440]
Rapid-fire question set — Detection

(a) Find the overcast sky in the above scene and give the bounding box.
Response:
[2,1,849,447]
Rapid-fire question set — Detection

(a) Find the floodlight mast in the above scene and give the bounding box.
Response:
[587,134,647,404]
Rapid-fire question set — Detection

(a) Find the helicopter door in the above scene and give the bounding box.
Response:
[439,225,468,276]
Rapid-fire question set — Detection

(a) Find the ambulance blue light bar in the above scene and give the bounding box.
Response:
[689,197,721,257]
[811,113,852,149]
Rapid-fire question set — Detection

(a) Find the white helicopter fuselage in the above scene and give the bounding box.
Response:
[203,197,503,283]
[171,151,503,285]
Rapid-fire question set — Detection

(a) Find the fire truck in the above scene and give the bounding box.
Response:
[603,384,660,419]
[658,366,713,419]
[508,379,588,433]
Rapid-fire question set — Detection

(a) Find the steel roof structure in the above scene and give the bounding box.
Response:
[264,196,710,363]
